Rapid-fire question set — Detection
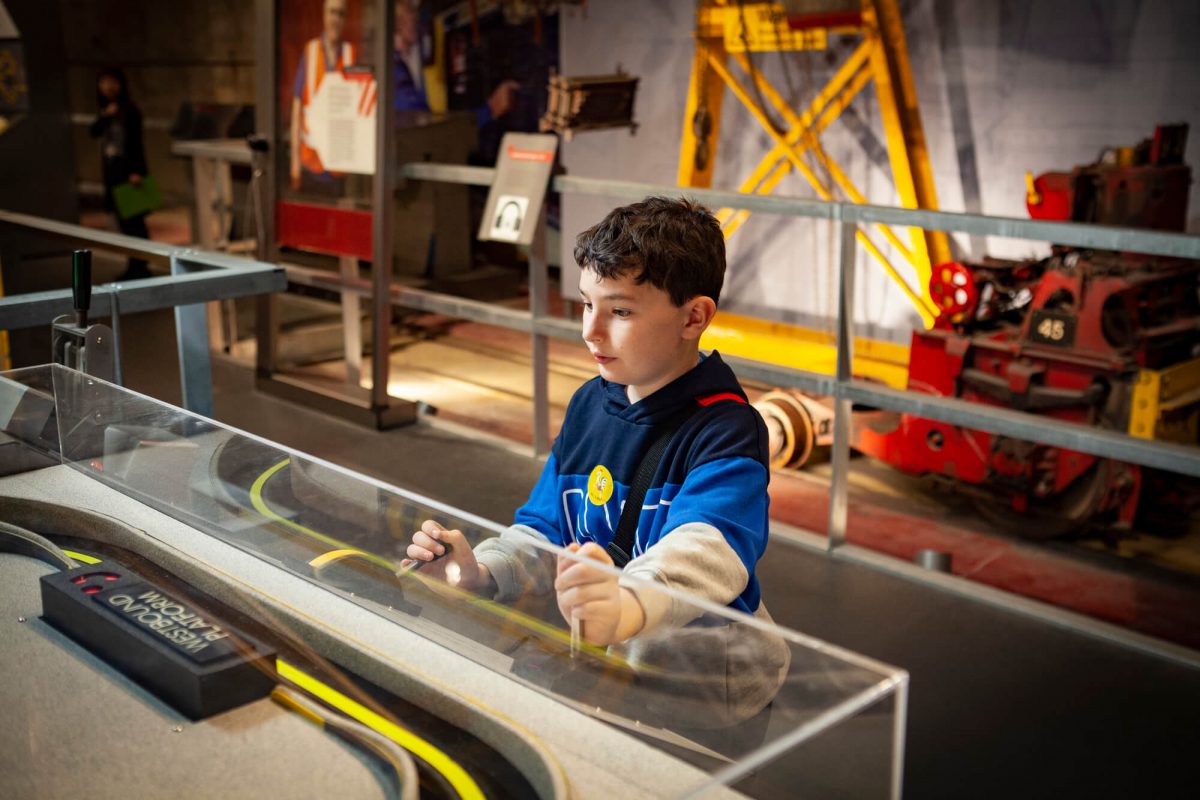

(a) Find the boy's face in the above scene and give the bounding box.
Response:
[579,268,712,403]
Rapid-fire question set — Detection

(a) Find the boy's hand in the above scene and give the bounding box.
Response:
[554,542,645,646]
[400,520,488,591]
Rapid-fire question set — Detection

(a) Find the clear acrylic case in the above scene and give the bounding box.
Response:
[0,365,908,798]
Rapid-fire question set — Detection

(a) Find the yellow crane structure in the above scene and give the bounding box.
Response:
[680,0,951,388]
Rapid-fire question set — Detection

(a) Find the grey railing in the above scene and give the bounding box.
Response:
[0,209,286,415]
[5,168,1199,666]
[399,162,1200,470]
[400,163,1200,670]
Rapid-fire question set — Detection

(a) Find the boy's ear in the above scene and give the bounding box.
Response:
[681,295,718,340]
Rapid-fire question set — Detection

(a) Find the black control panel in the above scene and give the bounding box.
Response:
[41,563,276,719]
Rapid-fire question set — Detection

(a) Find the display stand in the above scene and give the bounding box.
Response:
[0,364,909,798]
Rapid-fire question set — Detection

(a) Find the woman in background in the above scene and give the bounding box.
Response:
[89,67,151,280]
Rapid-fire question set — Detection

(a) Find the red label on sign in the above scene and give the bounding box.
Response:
[507,145,554,163]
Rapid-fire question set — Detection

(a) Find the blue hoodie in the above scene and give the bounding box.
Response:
[505,351,770,616]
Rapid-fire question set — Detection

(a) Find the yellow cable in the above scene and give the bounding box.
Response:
[248,459,393,570]
[277,658,485,800]
[62,549,101,565]
[61,519,569,798]
[249,458,615,660]
[308,549,369,569]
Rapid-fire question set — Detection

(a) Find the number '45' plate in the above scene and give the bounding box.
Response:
[1028,309,1077,348]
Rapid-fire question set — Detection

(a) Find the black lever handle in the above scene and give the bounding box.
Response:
[72,249,91,327]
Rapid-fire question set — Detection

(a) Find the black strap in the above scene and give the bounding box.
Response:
[605,406,698,569]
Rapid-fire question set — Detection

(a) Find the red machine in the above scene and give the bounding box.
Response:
[855,126,1200,537]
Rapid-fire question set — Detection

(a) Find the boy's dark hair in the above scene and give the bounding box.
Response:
[574,196,726,307]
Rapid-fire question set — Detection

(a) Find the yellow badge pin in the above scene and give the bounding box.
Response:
[587,465,614,506]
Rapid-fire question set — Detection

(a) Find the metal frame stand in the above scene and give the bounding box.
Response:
[251,0,415,430]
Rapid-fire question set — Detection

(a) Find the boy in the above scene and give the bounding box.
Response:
[404,196,778,650]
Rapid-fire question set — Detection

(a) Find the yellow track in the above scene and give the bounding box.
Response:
[277,658,485,800]
[248,458,616,660]
[62,549,101,565]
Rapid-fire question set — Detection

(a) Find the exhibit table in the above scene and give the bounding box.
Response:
[0,365,907,798]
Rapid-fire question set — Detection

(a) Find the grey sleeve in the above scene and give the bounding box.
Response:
[614,540,791,727]
[473,524,557,602]
[618,521,750,636]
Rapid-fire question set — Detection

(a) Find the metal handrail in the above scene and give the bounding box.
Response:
[0,210,279,269]
[395,162,1200,476]
[5,167,1198,664]
[5,173,1197,479]
[400,162,1200,260]
[0,210,286,415]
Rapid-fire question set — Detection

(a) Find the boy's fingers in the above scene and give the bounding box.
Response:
[555,541,613,588]
[570,600,619,627]
[406,543,436,561]
[423,522,471,553]
[412,531,445,555]
[576,541,613,566]
[554,560,589,590]
[558,581,608,608]
[556,542,582,577]
[555,562,608,593]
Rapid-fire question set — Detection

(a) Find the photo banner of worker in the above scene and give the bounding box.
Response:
[304,67,376,174]
[478,132,558,246]
[278,0,372,191]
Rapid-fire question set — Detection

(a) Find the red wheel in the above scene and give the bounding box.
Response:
[929,261,978,322]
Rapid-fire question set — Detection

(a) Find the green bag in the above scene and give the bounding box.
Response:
[111,175,162,220]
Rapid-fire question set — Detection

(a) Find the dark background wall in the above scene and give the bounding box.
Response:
[0,0,77,220]
[61,0,256,206]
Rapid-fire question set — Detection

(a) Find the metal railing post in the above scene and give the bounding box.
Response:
[890,676,909,800]
[253,0,279,379]
[370,0,396,412]
[170,254,215,416]
[530,207,551,456]
[827,212,858,551]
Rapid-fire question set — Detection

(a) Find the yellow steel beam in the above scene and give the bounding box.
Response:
[706,51,937,324]
[701,310,912,389]
[730,48,920,269]
[1130,359,1200,442]
[718,161,790,232]
[864,0,951,275]
[684,1,951,351]
[699,2,831,53]
[1130,369,1162,440]
[678,29,729,187]
[719,60,874,233]
[705,53,829,192]
[717,39,872,209]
